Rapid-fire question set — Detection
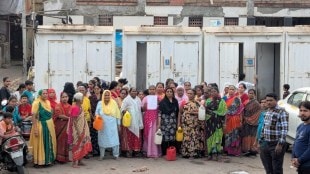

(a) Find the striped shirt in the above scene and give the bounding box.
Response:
[261,105,289,144]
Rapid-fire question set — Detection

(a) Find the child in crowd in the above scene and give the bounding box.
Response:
[18,94,32,121]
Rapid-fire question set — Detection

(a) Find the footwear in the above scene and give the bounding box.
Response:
[97,157,104,161]
[113,156,119,160]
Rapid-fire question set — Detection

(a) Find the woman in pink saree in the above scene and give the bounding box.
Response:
[142,85,161,158]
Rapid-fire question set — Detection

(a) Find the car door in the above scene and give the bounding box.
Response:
[286,92,306,140]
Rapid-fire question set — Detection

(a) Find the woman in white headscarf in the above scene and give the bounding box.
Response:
[120,87,143,157]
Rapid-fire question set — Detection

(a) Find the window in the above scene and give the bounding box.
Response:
[98,15,113,26]
[224,18,239,26]
[255,17,284,27]
[189,16,203,27]
[154,16,168,25]
[307,94,310,102]
[287,92,305,107]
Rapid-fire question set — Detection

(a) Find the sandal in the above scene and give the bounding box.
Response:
[78,162,86,166]
[72,164,80,168]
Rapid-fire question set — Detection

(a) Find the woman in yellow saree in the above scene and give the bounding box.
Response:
[29,89,57,167]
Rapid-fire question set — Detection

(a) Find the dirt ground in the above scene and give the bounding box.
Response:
[0,152,296,174]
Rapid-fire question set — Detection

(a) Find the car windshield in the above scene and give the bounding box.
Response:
[287,92,305,107]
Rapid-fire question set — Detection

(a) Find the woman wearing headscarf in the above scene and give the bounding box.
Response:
[157,87,179,155]
[205,87,227,161]
[120,87,143,157]
[142,85,161,158]
[224,85,244,156]
[67,92,92,168]
[47,88,58,112]
[241,89,261,156]
[96,90,121,160]
[175,85,188,108]
[29,89,57,167]
[53,92,71,163]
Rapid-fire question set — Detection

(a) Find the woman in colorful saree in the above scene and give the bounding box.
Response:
[96,90,121,160]
[142,85,161,158]
[205,87,227,161]
[241,89,261,156]
[180,89,205,158]
[120,87,143,157]
[53,92,71,163]
[224,85,244,156]
[67,92,92,168]
[29,89,57,167]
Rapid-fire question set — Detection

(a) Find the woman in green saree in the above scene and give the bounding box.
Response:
[29,89,57,167]
[205,87,227,161]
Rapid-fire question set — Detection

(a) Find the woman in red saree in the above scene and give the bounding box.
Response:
[237,83,249,106]
[48,88,58,112]
[241,89,261,155]
[224,85,244,156]
[53,92,71,163]
[67,92,92,168]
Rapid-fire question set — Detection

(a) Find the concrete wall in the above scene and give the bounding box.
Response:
[42,0,310,26]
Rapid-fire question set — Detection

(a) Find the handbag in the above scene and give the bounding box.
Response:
[93,115,104,131]
[122,111,131,127]
[176,127,183,142]
[154,129,162,145]
[198,106,206,120]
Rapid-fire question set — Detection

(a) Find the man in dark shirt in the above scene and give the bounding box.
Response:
[0,77,11,107]
[292,101,310,174]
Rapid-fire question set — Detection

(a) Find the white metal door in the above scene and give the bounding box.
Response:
[146,42,161,87]
[288,42,310,90]
[173,41,199,85]
[86,41,112,81]
[219,42,239,90]
[48,40,73,96]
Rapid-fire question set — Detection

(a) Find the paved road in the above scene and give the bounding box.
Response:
[1,152,296,174]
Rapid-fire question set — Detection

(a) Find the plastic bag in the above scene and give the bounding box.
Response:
[122,111,131,127]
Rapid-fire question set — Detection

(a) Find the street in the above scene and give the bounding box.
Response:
[1,152,296,174]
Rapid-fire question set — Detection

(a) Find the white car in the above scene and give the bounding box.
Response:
[278,87,310,145]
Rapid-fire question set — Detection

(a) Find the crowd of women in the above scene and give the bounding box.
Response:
[1,77,265,168]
